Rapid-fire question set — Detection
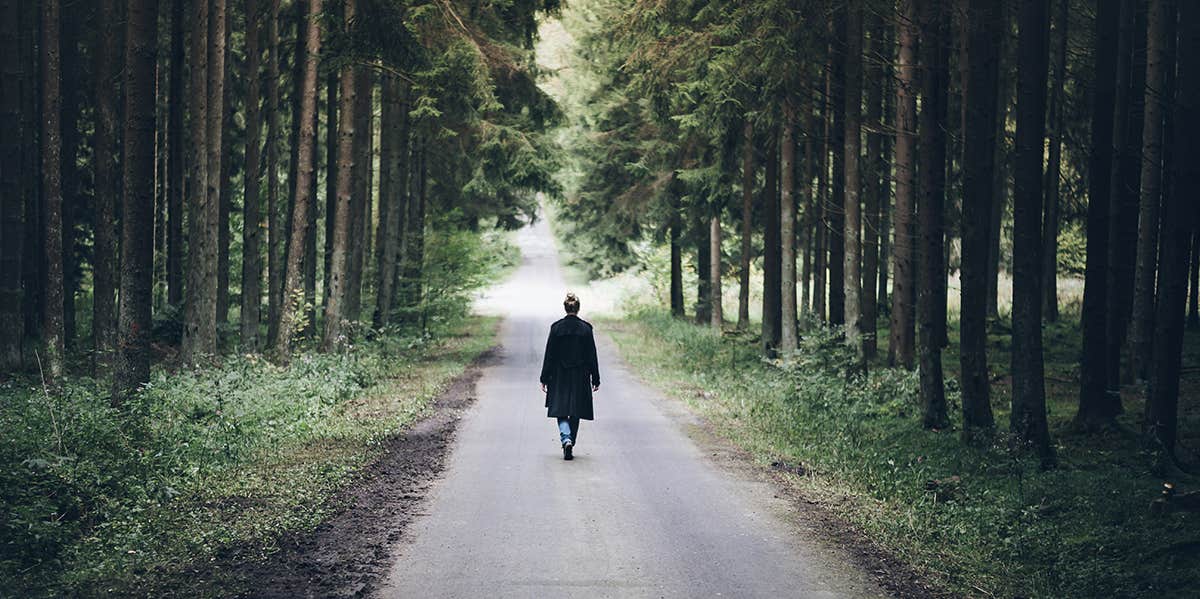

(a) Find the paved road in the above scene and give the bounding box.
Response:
[378,218,885,599]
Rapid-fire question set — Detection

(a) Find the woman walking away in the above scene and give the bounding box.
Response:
[540,293,601,460]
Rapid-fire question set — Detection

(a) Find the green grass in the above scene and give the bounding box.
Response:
[0,317,499,597]
[606,309,1200,599]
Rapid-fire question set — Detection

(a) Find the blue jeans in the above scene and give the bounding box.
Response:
[557,417,579,445]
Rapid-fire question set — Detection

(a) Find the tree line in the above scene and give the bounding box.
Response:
[558,0,1199,464]
[0,0,561,396]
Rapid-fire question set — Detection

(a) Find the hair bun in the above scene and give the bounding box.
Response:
[565,293,578,301]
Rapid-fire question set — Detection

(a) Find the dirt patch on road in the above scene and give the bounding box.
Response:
[193,348,497,599]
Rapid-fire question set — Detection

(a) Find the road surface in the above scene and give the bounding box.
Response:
[378,217,886,598]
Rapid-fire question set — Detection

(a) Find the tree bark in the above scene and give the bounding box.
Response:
[1146,0,1198,455]
[696,212,711,325]
[862,9,885,360]
[265,0,282,344]
[166,0,184,308]
[92,0,120,376]
[20,0,39,350]
[762,126,782,355]
[217,4,234,330]
[877,26,895,321]
[738,120,753,330]
[670,185,684,317]
[1011,0,1052,461]
[323,68,338,309]
[273,0,321,357]
[374,76,408,328]
[182,0,216,361]
[40,0,65,380]
[781,101,798,352]
[1128,0,1174,383]
[115,0,158,400]
[918,0,949,430]
[815,73,829,321]
[0,0,22,370]
[890,0,918,369]
[322,0,357,350]
[1042,0,1068,322]
[346,67,373,322]
[960,0,1002,442]
[1075,0,1122,430]
[710,213,723,330]
[242,0,265,349]
[986,2,1013,322]
[843,0,865,366]
[829,12,847,327]
[60,9,81,350]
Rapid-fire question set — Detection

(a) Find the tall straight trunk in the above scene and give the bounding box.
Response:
[273,0,321,357]
[283,3,303,335]
[404,139,427,323]
[960,0,1002,442]
[1076,0,1121,429]
[861,9,885,360]
[92,0,120,375]
[265,0,282,344]
[762,127,782,355]
[182,0,217,361]
[815,74,829,321]
[374,76,407,328]
[21,0,39,348]
[843,0,865,367]
[918,0,949,430]
[1128,0,1174,383]
[890,0,918,369]
[877,26,895,318]
[242,0,265,348]
[303,73,319,336]
[986,2,1013,322]
[1108,0,1147,387]
[781,101,798,352]
[0,0,22,370]
[217,4,234,329]
[323,69,338,308]
[738,120,753,330]
[1042,0,1068,322]
[696,213,711,325]
[167,0,184,308]
[40,0,65,379]
[322,0,357,350]
[829,13,847,326]
[346,68,373,322]
[670,188,684,317]
[115,0,158,400]
[709,213,723,329]
[60,9,81,350]
[1146,0,1198,454]
[802,92,819,318]
[1011,0,1052,460]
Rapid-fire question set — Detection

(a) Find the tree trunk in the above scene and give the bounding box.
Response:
[21,0,39,351]
[670,186,684,317]
[696,213,711,325]
[303,71,319,337]
[265,0,282,345]
[1189,228,1200,329]
[1146,0,1198,455]
[1075,0,1122,430]
[781,101,798,352]
[241,0,264,349]
[986,3,1013,323]
[762,126,782,355]
[862,9,885,360]
[323,69,338,310]
[877,26,895,320]
[374,76,407,328]
[710,214,723,330]
[115,0,158,400]
[890,0,918,369]
[217,4,234,330]
[273,0,321,357]
[182,0,216,361]
[1128,0,1173,383]
[322,0,357,350]
[346,67,373,323]
[60,9,81,351]
[0,0,22,371]
[738,120,753,330]
[92,0,120,376]
[960,0,1002,442]
[918,0,949,430]
[40,0,65,379]
[829,13,847,327]
[843,0,865,367]
[1042,0,1068,322]
[815,74,829,321]
[1011,0,1052,461]
[802,91,819,319]
[166,0,184,310]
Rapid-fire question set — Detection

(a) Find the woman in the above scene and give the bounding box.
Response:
[540,293,601,461]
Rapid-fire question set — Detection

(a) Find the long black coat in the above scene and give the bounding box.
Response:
[540,315,601,420]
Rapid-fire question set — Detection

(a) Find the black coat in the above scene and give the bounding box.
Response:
[540,315,601,420]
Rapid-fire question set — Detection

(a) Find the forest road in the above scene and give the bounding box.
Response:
[376,217,888,599]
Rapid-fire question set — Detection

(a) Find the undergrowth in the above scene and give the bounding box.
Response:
[608,309,1200,599]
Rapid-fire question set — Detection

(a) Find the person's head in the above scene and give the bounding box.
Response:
[563,292,580,315]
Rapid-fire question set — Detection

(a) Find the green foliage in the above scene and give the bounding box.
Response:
[1056,220,1089,276]
[609,310,1200,599]
[0,318,499,597]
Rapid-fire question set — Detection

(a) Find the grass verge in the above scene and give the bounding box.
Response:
[0,317,498,597]
[606,309,1199,599]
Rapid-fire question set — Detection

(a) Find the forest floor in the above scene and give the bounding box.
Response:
[603,309,1200,598]
[0,318,500,597]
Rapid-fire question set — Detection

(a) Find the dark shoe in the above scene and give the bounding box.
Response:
[562,440,573,460]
